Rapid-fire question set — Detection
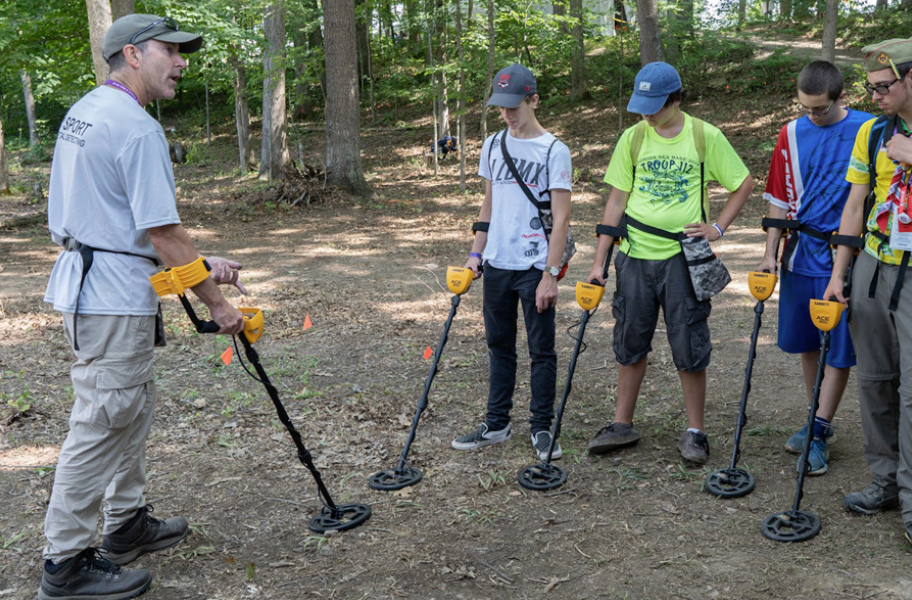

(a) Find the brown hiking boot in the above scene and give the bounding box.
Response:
[587,422,640,455]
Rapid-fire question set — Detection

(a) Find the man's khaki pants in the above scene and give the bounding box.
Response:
[43,313,157,562]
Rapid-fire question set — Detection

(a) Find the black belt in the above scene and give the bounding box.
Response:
[62,238,160,350]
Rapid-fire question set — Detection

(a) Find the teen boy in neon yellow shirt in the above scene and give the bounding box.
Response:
[586,62,753,464]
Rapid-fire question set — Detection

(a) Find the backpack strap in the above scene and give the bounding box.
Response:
[692,117,708,222]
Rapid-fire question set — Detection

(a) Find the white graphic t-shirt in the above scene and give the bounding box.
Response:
[478,130,572,271]
[45,85,181,316]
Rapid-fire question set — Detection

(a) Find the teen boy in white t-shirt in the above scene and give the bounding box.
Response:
[451,63,572,462]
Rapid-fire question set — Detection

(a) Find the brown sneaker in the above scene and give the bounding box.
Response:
[101,505,189,566]
[678,431,710,464]
[587,422,640,455]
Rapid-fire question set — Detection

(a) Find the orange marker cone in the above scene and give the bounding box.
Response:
[423,345,433,360]
[302,314,313,331]
[221,346,233,366]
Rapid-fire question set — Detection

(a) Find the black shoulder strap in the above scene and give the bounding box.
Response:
[499,129,550,214]
[865,115,898,221]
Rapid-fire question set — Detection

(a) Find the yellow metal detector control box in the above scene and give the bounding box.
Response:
[575,282,606,312]
[447,267,473,296]
[748,271,778,302]
[240,308,264,343]
[809,299,844,332]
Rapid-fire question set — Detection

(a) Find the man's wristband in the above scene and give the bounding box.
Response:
[469,252,482,260]
[712,223,724,238]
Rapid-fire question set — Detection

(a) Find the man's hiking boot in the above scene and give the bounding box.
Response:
[451,423,512,450]
[798,437,829,476]
[844,482,900,515]
[587,422,640,455]
[38,548,151,600]
[785,422,835,454]
[101,504,189,566]
[678,431,710,465]
[531,431,562,461]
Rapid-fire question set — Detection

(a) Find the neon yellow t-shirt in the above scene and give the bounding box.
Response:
[604,113,750,260]
[845,117,910,266]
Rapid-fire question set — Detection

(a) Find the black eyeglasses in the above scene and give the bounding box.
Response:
[798,99,836,116]
[863,78,901,96]
[129,16,179,46]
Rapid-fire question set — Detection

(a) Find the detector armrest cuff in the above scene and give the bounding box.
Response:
[830,233,865,251]
[472,221,490,234]
[149,256,211,298]
[595,224,626,241]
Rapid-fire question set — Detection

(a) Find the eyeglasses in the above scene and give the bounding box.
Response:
[129,16,179,46]
[798,99,836,116]
[863,78,901,96]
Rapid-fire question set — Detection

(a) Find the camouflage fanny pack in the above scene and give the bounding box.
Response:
[679,236,731,301]
[624,215,730,301]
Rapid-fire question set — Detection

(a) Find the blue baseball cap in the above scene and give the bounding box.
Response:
[487,64,537,108]
[627,62,682,115]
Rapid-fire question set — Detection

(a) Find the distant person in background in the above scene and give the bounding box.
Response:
[758,60,871,476]
[432,135,458,159]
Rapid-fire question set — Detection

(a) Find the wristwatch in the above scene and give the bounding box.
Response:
[546,266,561,277]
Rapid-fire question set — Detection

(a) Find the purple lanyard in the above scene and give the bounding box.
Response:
[104,79,141,106]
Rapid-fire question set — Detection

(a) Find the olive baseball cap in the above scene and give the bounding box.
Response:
[862,38,912,74]
[102,14,203,61]
[487,64,537,108]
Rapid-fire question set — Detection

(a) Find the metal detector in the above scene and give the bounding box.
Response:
[368,267,475,491]
[150,269,371,533]
[705,271,777,498]
[518,234,619,491]
[761,299,844,542]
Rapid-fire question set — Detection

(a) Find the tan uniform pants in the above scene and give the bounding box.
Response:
[43,313,157,562]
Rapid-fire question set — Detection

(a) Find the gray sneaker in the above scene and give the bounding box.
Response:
[844,482,900,515]
[451,423,512,450]
[587,422,640,455]
[531,431,562,461]
[38,548,151,600]
[678,431,710,465]
[101,504,189,566]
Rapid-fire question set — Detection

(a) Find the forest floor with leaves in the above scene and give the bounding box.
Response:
[3,30,912,600]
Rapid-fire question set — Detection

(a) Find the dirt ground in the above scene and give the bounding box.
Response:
[3,41,912,600]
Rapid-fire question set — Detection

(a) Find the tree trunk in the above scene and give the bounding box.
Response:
[231,53,254,174]
[821,0,837,63]
[322,0,370,195]
[456,0,466,192]
[480,0,495,140]
[553,1,569,35]
[355,0,369,90]
[21,71,40,148]
[110,0,134,20]
[874,0,887,12]
[570,0,589,102]
[780,0,792,21]
[680,0,695,38]
[85,0,113,86]
[260,2,289,181]
[737,0,746,30]
[0,114,9,194]
[635,0,663,65]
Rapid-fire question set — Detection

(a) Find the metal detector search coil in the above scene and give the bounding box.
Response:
[369,266,475,492]
[150,271,372,533]
[705,271,778,499]
[575,281,606,312]
[762,298,844,543]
